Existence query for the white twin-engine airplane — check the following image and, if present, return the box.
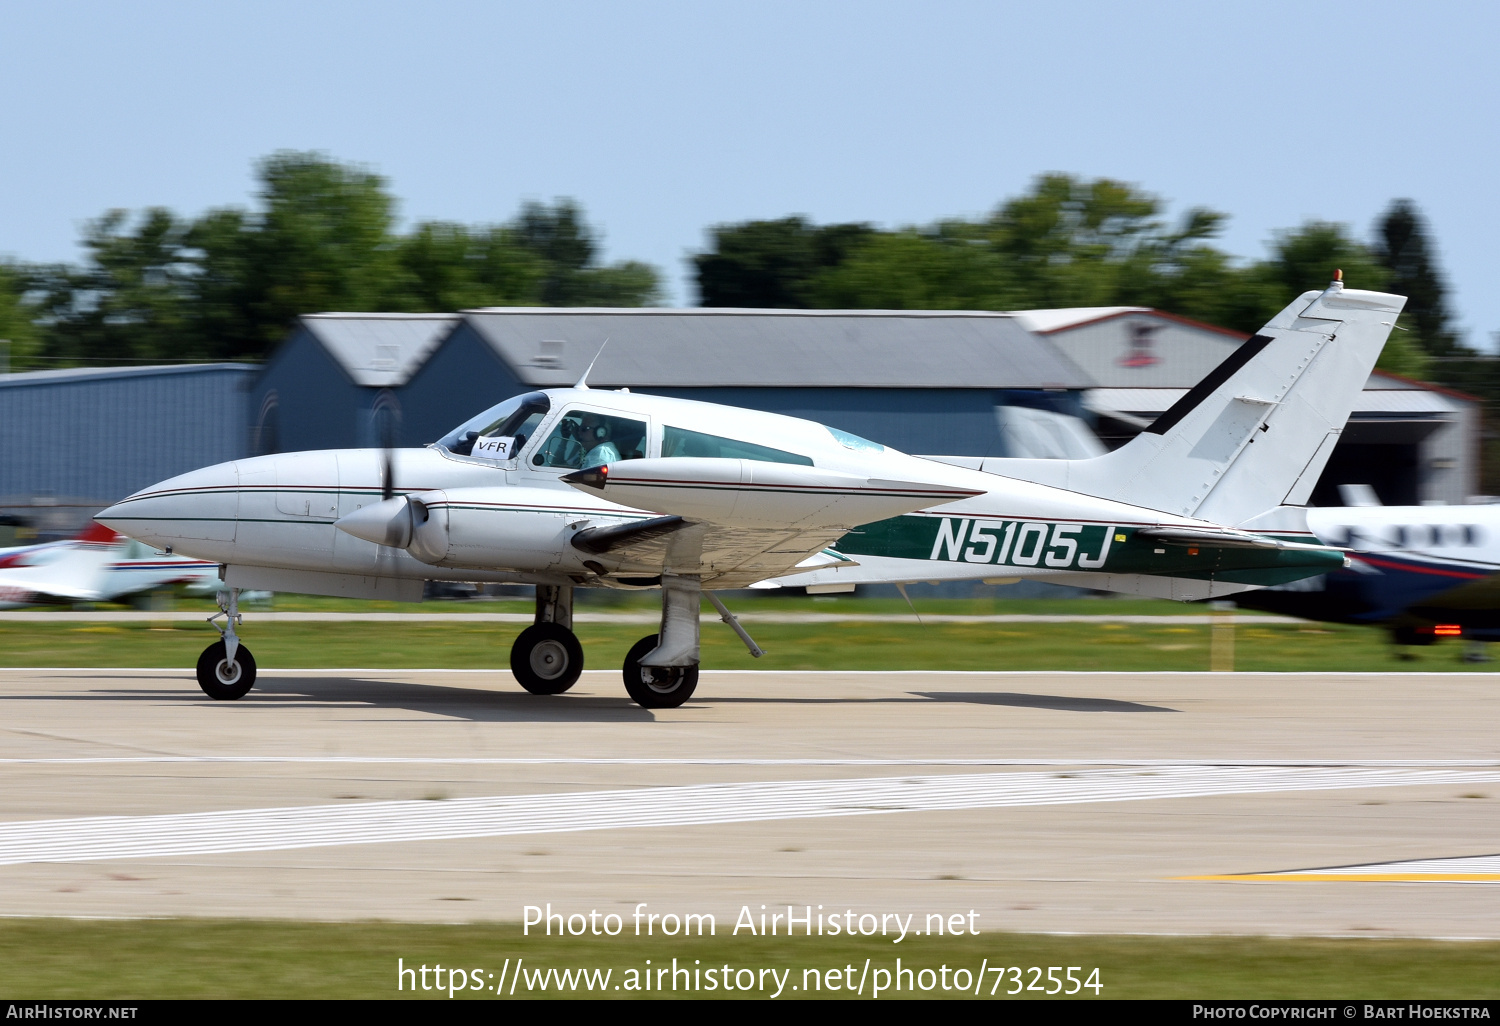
[98,278,1404,707]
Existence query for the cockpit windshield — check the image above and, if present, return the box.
[436,391,551,459]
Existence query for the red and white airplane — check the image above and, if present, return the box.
[0,522,221,608]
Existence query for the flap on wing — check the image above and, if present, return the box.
[563,458,981,530]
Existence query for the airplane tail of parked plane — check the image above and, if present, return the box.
[964,277,1406,528]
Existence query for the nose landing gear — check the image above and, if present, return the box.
[510,584,584,694]
[197,588,257,700]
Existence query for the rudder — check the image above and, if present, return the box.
[972,279,1406,525]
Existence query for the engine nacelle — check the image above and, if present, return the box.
[414,488,583,570]
[336,486,646,572]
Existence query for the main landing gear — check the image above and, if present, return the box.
[620,575,702,708]
[619,577,764,709]
[622,633,698,708]
[197,588,257,700]
[511,578,765,710]
[510,585,584,694]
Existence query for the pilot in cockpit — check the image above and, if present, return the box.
[576,414,621,470]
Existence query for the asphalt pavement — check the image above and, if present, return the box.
[1,666,1497,936]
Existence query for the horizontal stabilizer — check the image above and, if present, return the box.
[1137,526,1339,554]
[563,458,981,530]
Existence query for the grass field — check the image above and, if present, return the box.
[0,615,1481,672]
[1,919,1496,999]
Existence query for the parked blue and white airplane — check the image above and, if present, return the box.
[1235,490,1500,648]
[97,277,1402,706]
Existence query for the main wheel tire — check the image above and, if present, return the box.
[195,640,257,700]
[511,622,584,694]
[622,634,699,709]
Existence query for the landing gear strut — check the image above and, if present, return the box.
[197,588,257,700]
[511,585,584,694]
[623,575,702,708]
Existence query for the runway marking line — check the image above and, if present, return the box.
[1188,874,1500,882]
[1,766,1498,867]
[1182,854,1500,883]
[2,757,1498,767]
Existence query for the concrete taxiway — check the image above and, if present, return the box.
[0,667,1496,936]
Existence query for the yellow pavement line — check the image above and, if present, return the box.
[1179,873,1500,882]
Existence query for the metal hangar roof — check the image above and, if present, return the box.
[298,313,460,387]
[458,308,1092,390]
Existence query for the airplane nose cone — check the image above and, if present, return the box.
[95,461,241,549]
[94,502,129,532]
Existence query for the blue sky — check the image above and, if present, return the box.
[3,0,1496,342]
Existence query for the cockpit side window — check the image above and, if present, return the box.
[661,426,814,466]
[532,410,649,470]
[438,392,551,459]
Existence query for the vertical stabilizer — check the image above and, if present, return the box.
[973,281,1406,525]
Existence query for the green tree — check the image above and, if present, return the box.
[241,151,404,348]
[1372,199,1463,357]
[395,222,547,311]
[0,262,42,369]
[183,207,259,361]
[804,229,1011,309]
[511,200,661,307]
[1238,221,1426,378]
[694,216,875,307]
[567,259,661,307]
[983,174,1166,308]
[21,208,200,365]
[20,153,662,366]
[697,177,1235,315]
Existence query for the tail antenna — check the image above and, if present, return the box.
[574,338,610,390]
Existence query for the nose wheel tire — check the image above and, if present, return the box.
[622,634,698,708]
[195,640,257,700]
[511,622,585,694]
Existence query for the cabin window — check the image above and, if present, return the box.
[533,411,648,470]
[827,426,884,452]
[660,426,813,466]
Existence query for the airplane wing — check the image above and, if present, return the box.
[570,519,859,587]
[561,458,982,587]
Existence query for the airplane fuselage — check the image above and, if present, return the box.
[92,277,1400,705]
[101,388,1342,600]
[1237,504,1500,639]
